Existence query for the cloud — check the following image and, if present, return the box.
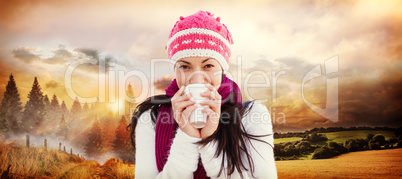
[45,80,59,89]
[11,46,41,64]
[337,71,402,127]
[229,54,402,132]
[8,45,123,74]
[154,74,175,91]
[43,46,72,64]
[75,48,99,60]
[72,48,122,73]
[42,57,68,65]
[1,0,401,132]
[382,16,402,61]
[0,0,46,25]
[270,63,402,132]
[53,45,73,58]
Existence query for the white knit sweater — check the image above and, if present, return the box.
[135,102,277,179]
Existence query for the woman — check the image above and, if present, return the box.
[129,10,277,178]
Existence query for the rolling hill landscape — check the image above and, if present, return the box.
[1,128,401,178]
[0,142,135,179]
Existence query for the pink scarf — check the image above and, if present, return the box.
[155,76,241,178]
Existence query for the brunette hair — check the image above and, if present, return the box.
[128,75,272,177]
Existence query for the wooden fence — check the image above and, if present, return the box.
[25,135,84,159]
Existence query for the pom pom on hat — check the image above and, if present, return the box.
[166,10,233,74]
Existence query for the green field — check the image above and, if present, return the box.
[297,153,314,160]
[320,130,396,144]
[274,130,396,145]
[274,137,304,144]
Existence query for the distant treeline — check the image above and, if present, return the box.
[0,74,137,164]
[274,126,402,139]
[275,133,402,160]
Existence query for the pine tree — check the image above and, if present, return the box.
[0,116,6,138]
[47,94,61,121]
[43,95,50,108]
[57,114,68,140]
[89,103,95,111]
[85,117,104,158]
[43,94,51,124]
[70,97,82,118]
[60,101,68,115]
[0,74,23,134]
[112,115,134,163]
[50,94,60,109]
[83,102,89,112]
[23,77,45,133]
[126,83,134,100]
[125,83,136,117]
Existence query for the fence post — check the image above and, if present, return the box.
[44,139,47,151]
[26,135,30,148]
[64,146,66,152]
[59,143,61,152]
[70,148,72,155]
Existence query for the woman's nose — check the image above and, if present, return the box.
[189,71,208,84]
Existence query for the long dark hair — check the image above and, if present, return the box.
[128,76,273,177]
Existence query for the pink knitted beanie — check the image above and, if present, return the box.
[166,10,234,74]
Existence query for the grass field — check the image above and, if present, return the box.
[274,137,304,144]
[320,130,396,144]
[275,130,396,145]
[276,148,402,178]
[2,140,401,178]
[0,142,135,178]
[297,153,314,160]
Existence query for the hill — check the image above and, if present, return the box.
[320,130,396,144]
[275,130,396,145]
[276,148,402,178]
[0,142,134,178]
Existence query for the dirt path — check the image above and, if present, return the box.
[276,148,402,178]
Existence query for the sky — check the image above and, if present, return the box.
[0,0,401,132]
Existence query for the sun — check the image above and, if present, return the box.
[108,101,123,113]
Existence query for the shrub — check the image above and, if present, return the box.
[303,132,328,143]
[366,133,374,141]
[369,141,381,150]
[388,137,398,144]
[284,145,298,156]
[356,139,368,149]
[289,155,298,160]
[344,139,367,152]
[328,142,341,148]
[397,141,402,148]
[371,135,386,146]
[312,146,336,159]
[384,144,392,149]
[344,139,359,152]
[328,142,348,154]
[296,141,312,154]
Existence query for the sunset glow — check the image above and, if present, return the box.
[0,0,401,132]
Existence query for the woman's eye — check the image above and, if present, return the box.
[204,64,214,68]
[179,65,189,69]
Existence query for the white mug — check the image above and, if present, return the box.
[184,84,209,129]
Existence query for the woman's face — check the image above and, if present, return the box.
[174,56,223,89]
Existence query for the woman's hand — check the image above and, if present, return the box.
[171,86,201,138]
[199,83,221,139]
